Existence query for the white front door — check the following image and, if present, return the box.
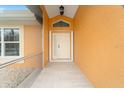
[49,31,73,62]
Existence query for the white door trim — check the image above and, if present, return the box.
[49,30,73,62]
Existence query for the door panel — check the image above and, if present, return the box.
[49,31,73,62]
[52,32,70,60]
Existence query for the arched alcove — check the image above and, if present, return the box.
[49,15,73,31]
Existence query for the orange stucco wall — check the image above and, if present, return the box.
[24,25,42,56]
[13,25,42,68]
[74,5,124,87]
[24,25,42,68]
[40,6,49,66]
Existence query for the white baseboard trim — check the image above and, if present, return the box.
[17,68,42,88]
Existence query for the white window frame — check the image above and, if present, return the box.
[0,25,24,59]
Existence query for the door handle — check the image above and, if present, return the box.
[58,44,60,48]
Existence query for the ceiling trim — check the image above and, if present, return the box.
[27,5,43,24]
[0,10,40,25]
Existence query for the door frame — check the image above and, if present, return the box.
[49,30,73,62]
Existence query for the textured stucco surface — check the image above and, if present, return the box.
[74,5,124,87]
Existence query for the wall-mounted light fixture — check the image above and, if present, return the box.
[59,5,64,15]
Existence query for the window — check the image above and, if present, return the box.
[53,21,70,27]
[0,27,23,57]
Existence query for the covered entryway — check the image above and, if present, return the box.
[29,5,94,88]
[28,5,94,88]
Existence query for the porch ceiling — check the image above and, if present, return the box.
[45,5,79,18]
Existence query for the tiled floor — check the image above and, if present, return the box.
[31,62,94,88]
